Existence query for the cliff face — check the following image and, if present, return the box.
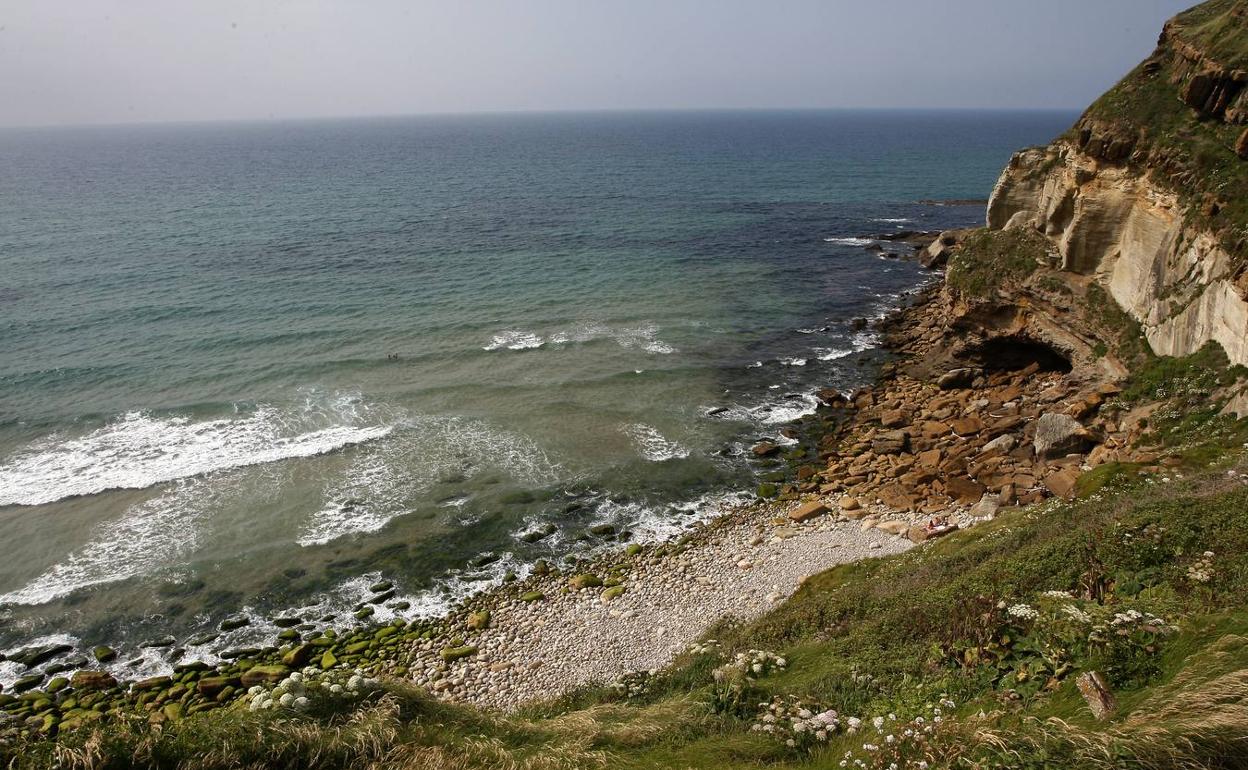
[985,0,1248,365]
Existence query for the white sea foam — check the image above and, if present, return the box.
[779,357,808,366]
[0,469,272,606]
[298,415,561,546]
[621,423,690,462]
[0,395,392,507]
[871,217,911,224]
[747,361,763,368]
[613,323,677,354]
[586,491,752,545]
[487,323,676,354]
[822,237,875,246]
[0,633,81,691]
[483,331,545,351]
[749,393,821,424]
[815,347,854,361]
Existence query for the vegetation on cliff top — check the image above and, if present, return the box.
[945,227,1051,299]
[1075,0,1248,256]
[1174,0,1248,69]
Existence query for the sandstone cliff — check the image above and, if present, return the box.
[985,0,1248,365]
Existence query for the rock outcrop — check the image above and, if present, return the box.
[986,0,1248,366]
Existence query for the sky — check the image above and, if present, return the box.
[0,0,1198,127]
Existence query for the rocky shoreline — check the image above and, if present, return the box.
[0,259,1142,733]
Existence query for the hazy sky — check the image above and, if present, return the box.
[0,0,1196,127]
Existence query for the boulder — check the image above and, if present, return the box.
[979,434,1016,456]
[752,441,780,457]
[131,676,172,692]
[944,476,986,504]
[969,494,1001,519]
[8,643,73,669]
[282,644,316,667]
[877,482,918,511]
[219,615,250,632]
[467,611,491,631]
[949,417,984,436]
[69,670,117,691]
[239,666,289,687]
[92,646,117,664]
[880,409,907,428]
[1034,413,1095,459]
[838,496,861,511]
[569,573,603,590]
[11,674,44,693]
[789,500,831,522]
[1076,671,1116,720]
[1045,467,1081,500]
[920,240,953,269]
[195,676,240,698]
[440,645,477,663]
[872,430,910,455]
[937,368,979,390]
[1236,127,1248,161]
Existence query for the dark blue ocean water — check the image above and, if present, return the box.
[0,109,1073,679]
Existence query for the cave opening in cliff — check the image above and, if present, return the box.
[961,336,1073,374]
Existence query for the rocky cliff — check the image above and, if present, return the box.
[985,0,1248,365]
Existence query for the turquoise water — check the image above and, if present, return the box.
[0,110,1073,680]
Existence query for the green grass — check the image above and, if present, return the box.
[9,447,1248,769]
[946,227,1052,298]
[1074,0,1248,259]
[1083,283,1154,367]
[1173,0,1248,69]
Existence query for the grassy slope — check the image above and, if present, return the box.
[6,3,1248,768]
[6,349,1248,770]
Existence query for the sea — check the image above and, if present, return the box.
[0,109,1074,685]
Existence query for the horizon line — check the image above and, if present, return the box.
[0,104,1083,133]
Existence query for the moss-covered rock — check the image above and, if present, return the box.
[439,645,477,663]
[239,666,288,687]
[568,573,603,590]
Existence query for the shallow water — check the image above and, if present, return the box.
[0,109,1074,681]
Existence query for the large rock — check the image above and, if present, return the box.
[950,417,984,436]
[1076,671,1116,720]
[872,430,910,455]
[1033,413,1095,459]
[877,482,918,511]
[69,670,117,691]
[979,434,1016,456]
[7,643,73,669]
[937,368,979,390]
[1045,467,1081,499]
[789,500,831,522]
[568,573,603,590]
[880,409,907,428]
[945,476,986,504]
[752,441,780,457]
[240,665,289,687]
